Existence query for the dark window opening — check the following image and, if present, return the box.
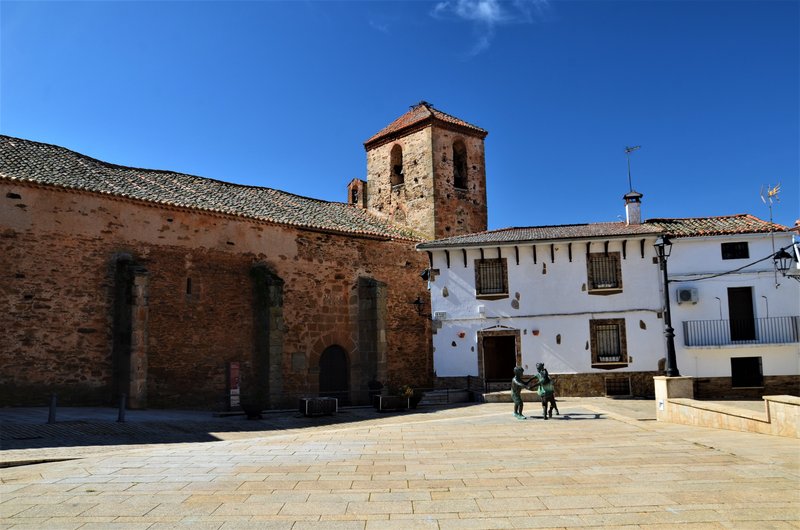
[390,144,404,186]
[721,242,749,260]
[475,258,508,298]
[728,286,755,341]
[186,278,192,295]
[605,378,631,396]
[731,356,763,387]
[351,187,358,204]
[453,140,468,189]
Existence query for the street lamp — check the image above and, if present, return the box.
[773,248,793,275]
[412,296,425,316]
[654,235,680,377]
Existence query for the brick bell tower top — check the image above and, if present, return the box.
[357,101,489,241]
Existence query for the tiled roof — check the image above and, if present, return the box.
[0,135,420,241]
[364,101,487,148]
[417,222,662,249]
[417,215,788,250]
[646,215,787,238]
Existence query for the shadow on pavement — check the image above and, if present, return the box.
[0,404,474,454]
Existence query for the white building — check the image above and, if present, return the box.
[654,216,800,398]
[416,195,799,398]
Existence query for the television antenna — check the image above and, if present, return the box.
[624,146,641,192]
[760,183,782,287]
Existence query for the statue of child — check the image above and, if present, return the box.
[533,362,559,419]
[511,366,531,419]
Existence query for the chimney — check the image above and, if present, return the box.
[623,191,643,225]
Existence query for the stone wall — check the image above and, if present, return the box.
[693,375,800,400]
[365,124,488,241]
[430,127,488,239]
[435,372,658,398]
[366,127,435,239]
[1,183,432,409]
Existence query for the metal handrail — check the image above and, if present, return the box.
[683,316,800,346]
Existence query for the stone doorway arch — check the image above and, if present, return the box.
[319,345,350,405]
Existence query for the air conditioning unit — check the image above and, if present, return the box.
[676,288,698,305]
[433,311,447,320]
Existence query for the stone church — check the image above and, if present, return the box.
[0,102,490,409]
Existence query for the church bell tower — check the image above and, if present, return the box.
[359,101,489,241]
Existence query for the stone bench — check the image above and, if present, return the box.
[298,397,338,417]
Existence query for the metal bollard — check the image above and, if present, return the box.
[47,393,57,424]
[117,393,126,423]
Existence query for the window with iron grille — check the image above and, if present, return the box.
[721,242,749,260]
[587,252,622,292]
[590,318,628,366]
[474,258,508,299]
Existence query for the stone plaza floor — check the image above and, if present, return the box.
[1,398,798,529]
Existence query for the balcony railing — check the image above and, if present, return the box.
[683,316,800,347]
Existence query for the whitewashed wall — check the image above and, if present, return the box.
[427,237,666,377]
[668,233,800,377]
[426,231,800,381]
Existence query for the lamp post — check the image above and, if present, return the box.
[412,296,424,316]
[773,248,793,275]
[654,235,680,377]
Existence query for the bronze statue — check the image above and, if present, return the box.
[532,362,559,419]
[511,366,531,419]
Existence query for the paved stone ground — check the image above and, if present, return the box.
[1,398,798,529]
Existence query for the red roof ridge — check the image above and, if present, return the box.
[364,101,487,148]
[646,213,751,222]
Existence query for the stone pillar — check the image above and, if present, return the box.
[127,268,149,409]
[358,277,387,397]
[251,264,284,409]
[266,274,284,404]
[654,376,694,422]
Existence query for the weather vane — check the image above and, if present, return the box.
[624,146,641,192]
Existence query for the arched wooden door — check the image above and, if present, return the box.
[319,345,350,405]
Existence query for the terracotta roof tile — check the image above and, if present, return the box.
[417,222,661,249]
[645,215,787,237]
[417,215,788,250]
[0,135,420,241]
[364,101,487,148]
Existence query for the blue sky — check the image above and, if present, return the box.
[2,0,798,229]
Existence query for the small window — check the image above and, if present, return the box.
[590,318,628,367]
[731,356,763,387]
[587,252,622,292]
[390,144,404,186]
[475,258,508,299]
[721,242,749,260]
[453,140,468,189]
